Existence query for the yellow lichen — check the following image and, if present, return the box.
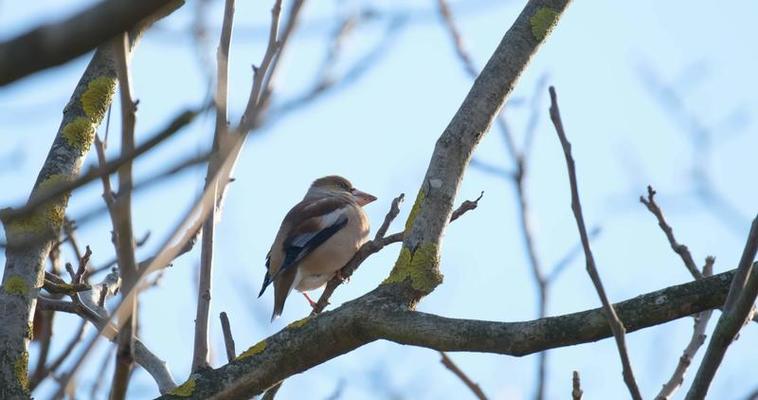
[3,276,28,296]
[168,376,196,397]
[530,7,560,41]
[4,174,71,240]
[287,317,310,330]
[80,76,116,122]
[404,189,426,231]
[383,242,443,293]
[237,340,267,360]
[15,351,29,391]
[61,117,95,152]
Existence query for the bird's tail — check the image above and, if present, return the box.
[271,288,287,321]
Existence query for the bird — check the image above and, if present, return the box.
[258,175,377,320]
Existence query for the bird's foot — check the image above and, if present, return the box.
[302,292,318,309]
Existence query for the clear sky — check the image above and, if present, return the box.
[1,1,757,399]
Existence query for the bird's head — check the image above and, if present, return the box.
[309,175,377,206]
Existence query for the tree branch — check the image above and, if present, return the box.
[0,0,183,86]
[641,185,702,280]
[572,371,583,400]
[0,5,184,397]
[548,86,642,400]
[192,0,236,373]
[439,351,488,400]
[155,269,739,399]
[656,257,715,400]
[110,32,140,400]
[685,216,758,399]
[219,312,236,363]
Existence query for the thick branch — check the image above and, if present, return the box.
[380,0,571,309]
[0,0,183,86]
[155,269,739,399]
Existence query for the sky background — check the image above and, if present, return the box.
[1,0,757,399]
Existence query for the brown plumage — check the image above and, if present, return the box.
[259,175,376,320]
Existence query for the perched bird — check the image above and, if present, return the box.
[259,175,377,320]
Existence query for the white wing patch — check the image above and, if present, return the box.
[289,208,347,247]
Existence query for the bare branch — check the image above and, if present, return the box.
[36,295,177,394]
[640,185,703,280]
[450,191,483,222]
[0,0,183,86]
[156,268,738,398]
[439,351,488,400]
[192,0,236,373]
[548,86,642,400]
[109,31,140,400]
[685,216,758,399]
[656,257,715,400]
[572,370,583,400]
[219,312,236,363]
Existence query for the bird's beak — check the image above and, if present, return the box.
[351,189,377,206]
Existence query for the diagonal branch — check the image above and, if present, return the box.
[548,86,642,400]
[439,352,488,400]
[640,185,702,280]
[685,216,758,399]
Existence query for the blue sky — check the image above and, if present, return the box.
[1,0,757,399]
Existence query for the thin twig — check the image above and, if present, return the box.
[548,86,642,400]
[656,257,715,400]
[240,0,284,130]
[572,370,583,400]
[641,185,703,280]
[685,216,758,399]
[192,0,236,373]
[450,191,483,222]
[219,312,236,363]
[109,32,140,400]
[438,351,488,400]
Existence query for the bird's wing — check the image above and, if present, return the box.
[259,196,351,297]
